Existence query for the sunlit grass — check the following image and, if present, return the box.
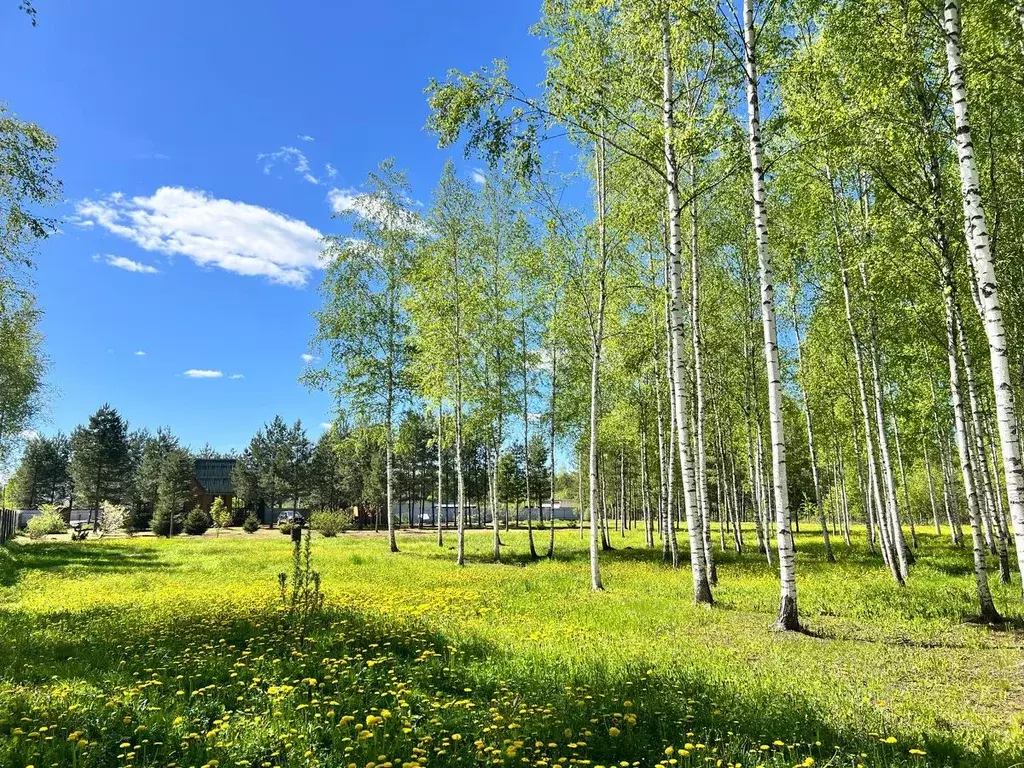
[0,524,1020,767]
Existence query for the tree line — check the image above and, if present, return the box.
[5,405,566,534]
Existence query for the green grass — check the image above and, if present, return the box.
[0,524,1021,768]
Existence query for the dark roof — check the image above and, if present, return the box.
[194,458,236,495]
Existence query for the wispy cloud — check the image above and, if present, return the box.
[320,422,333,430]
[301,353,315,363]
[471,168,487,185]
[325,163,337,179]
[97,254,160,274]
[134,350,147,356]
[258,146,319,184]
[184,369,223,379]
[229,373,245,380]
[297,134,315,142]
[76,187,324,287]
[20,429,39,441]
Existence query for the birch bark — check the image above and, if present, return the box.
[662,10,711,603]
[944,0,1024,595]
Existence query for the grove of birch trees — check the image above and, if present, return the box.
[307,0,1024,631]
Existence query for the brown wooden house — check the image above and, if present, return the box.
[192,458,236,512]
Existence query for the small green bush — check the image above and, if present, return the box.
[242,512,260,533]
[183,506,212,536]
[278,521,294,535]
[26,508,66,539]
[312,509,353,537]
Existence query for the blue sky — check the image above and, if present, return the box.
[1,1,547,454]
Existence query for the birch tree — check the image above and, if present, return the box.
[305,159,420,554]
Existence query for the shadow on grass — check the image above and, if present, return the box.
[0,596,1015,768]
[0,540,168,587]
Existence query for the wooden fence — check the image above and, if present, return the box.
[0,509,17,544]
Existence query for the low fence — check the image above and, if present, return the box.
[0,508,17,544]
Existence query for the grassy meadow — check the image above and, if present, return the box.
[0,525,1021,768]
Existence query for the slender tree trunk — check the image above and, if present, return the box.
[890,410,918,549]
[838,446,852,546]
[548,332,557,559]
[437,402,444,546]
[640,414,654,548]
[455,311,466,567]
[666,334,679,569]
[937,415,964,546]
[860,261,911,578]
[600,454,611,550]
[793,300,834,562]
[942,247,1001,622]
[386,393,399,553]
[688,157,715,585]
[957,310,1010,580]
[833,192,900,581]
[923,435,941,536]
[662,11,711,604]
[850,406,871,551]
[578,445,585,540]
[746,395,766,558]
[587,137,608,591]
[944,0,1024,596]
[744,0,796,628]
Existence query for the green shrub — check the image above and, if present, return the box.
[242,512,260,533]
[26,507,66,539]
[312,509,353,537]
[151,506,182,537]
[183,506,212,536]
[278,521,294,535]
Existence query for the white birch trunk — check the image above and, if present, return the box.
[587,137,608,591]
[548,328,557,558]
[663,11,711,604]
[890,411,918,549]
[437,402,444,546]
[956,310,1011,579]
[942,249,1001,622]
[385,404,399,554]
[793,302,834,562]
[744,0,796,628]
[944,0,1024,596]
[860,262,910,579]
[688,156,715,584]
[834,209,901,581]
[454,246,466,567]
[524,313,537,560]
[664,260,680,567]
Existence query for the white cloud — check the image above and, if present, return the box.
[229,373,245,380]
[301,353,315,363]
[98,254,160,274]
[298,134,315,142]
[134,350,146,356]
[184,369,223,379]
[327,188,361,215]
[76,187,324,287]
[325,163,337,179]
[20,429,39,441]
[258,146,319,184]
[328,187,426,234]
[320,422,333,430]
[471,168,487,185]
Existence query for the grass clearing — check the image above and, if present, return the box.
[0,525,1021,767]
